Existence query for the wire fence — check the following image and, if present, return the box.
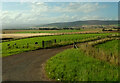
[42,39,56,48]
[5,35,116,50]
[6,39,57,49]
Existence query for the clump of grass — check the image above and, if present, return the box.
[45,49,118,81]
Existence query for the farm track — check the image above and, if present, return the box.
[2,36,118,81]
[2,45,73,81]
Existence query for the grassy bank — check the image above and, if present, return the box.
[78,39,119,65]
[95,40,119,56]
[45,49,118,81]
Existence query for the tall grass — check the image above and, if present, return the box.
[78,39,119,65]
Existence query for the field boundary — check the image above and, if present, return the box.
[78,38,119,65]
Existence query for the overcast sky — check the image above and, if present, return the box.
[0,2,118,29]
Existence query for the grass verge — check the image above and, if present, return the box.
[45,49,118,81]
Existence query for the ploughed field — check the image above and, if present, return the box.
[45,39,119,81]
[1,33,53,39]
[2,30,101,40]
[1,33,114,57]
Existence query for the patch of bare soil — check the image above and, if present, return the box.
[1,33,53,39]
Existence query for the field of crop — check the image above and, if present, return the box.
[2,30,81,34]
[3,29,102,34]
[15,30,84,33]
[95,40,118,56]
[1,33,114,57]
[45,49,118,81]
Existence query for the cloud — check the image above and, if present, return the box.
[50,2,106,13]
[31,2,48,13]
[1,2,116,28]
[30,2,106,14]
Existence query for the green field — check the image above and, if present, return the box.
[45,49,118,81]
[0,33,114,56]
[15,30,84,33]
[95,40,119,56]
[1,33,113,57]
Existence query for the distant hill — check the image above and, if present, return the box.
[36,20,118,28]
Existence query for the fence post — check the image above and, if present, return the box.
[27,43,29,48]
[73,42,78,49]
[16,46,18,48]
[42,40,44,48]
[98,48,99,53]
[110,53,112,57]
[73,42,76,48]
[50,40,52,47]
[54,39,56,43]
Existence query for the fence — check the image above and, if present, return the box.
[42,39,56,48]
[5,37,101,49]
[6,39,57,49]
[6,35,115,50]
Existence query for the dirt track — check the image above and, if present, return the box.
[2,45,73,81]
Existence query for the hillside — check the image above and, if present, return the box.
[36,20,118,28]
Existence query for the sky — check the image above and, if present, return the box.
[0,2,118,29]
